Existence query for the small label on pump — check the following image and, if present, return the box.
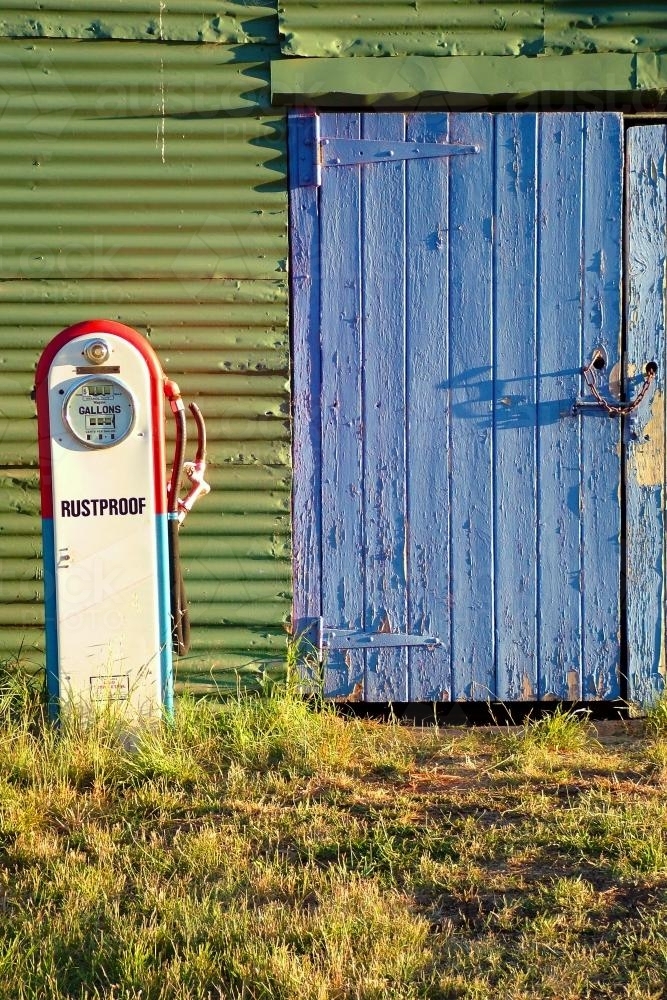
[90,675,130,701]
[60,497,147,517]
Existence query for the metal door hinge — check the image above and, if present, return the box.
[316,618,441,661]
[289,112,479,188]
[320,137,480,171]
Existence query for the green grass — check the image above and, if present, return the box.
[2,659,667,999]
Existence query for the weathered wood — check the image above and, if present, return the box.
[536,114,586,700]
[448,113,496,701]
[289,110,323,639]
[361,113,409,701]
[493,113,539,702]
[580,113,623,700]
[405,112,452,701]
[291,110,629,704]
[625,125,667,705]
[319,113,365,698]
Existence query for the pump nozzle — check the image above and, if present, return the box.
[164,378,183,407]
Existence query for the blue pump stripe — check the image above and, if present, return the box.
[41,517,60,718]
[155,512,173,716]
[42,514,173,720]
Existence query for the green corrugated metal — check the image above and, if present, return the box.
[279,1,544,57]
[278,1,667,58]
[0,32,290,692]
[544,3,667,55]
[0,1,278,43]
[270,51,657,107]
[0,41,286,280]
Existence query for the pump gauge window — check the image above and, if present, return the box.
[63,376,136,447]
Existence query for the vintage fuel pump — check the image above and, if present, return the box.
[35,320,209,719]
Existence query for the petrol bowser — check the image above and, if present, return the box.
[35,320,209,719]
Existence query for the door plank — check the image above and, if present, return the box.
[289,111,323,642]
[448,113,496,701]
[493,113,540,702]
[536,114,585,700]
[625,125,667,706]
[580,113,623,700]
[405,112,453,701]
[319,112,365,698]
[361,113,409,701]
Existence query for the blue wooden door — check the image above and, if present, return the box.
[290,111,639,703]
[625,126,667,705]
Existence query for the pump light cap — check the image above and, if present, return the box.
[83,339,110,365]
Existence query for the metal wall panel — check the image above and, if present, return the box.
[0,40,286,281]
[0,36,290,692]
[544,3,667,54]
[0,299,291,686]
[279,1,544,57]
[0,1,278,43]
[279,1,666,59]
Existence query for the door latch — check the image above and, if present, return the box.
[573,348,657,416]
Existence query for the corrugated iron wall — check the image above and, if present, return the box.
[0,10,291,692]
[0,1,279,43]
[278,1,667,58]
[2,1,665,695]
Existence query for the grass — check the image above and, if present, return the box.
[1,655,667,998]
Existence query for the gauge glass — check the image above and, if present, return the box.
[63,376,136,448]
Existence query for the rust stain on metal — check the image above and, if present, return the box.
[521,673,534,700]
[348,681,363,702]
[632,389,664,487]
[608,360,622,400]
[567,669,580,701]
